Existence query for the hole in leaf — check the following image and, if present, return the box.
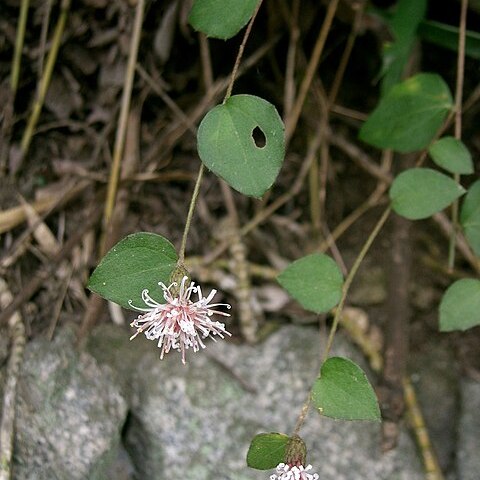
[252,126,266,148]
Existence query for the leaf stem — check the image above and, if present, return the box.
[223,0,263,103]
[178,163,205,264]
[448,0,468,271]
[178,1,263,262]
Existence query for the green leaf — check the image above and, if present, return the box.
[389,168,465,220]
[312,357,381,421]
[359,73,453,152]
[88,233,178,310]
[460,180,480,256]
[428,136,474,174]
[419,20,480,60]
[380,0,427,95]
[246,433,289,470]
[188,0,258,40]
[197,95,285,197]
[439,279,480,331]
[370,8,480,59]
[277,253,343,314]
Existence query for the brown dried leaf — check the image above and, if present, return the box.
[20,196,59,257]
[154,0,179,64]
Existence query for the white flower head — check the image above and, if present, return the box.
[270,462,319,480]
[129,276,231,364]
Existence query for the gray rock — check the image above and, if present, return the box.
[87,323,151,402]
[104,444,136,480]
[89,323,423,480]
[13,326,128,480]
[457,378,480,480]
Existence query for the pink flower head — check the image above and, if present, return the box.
[129,276,231,364]
[270,463,319,480]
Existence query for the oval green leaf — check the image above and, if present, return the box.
[439,279,480,332]
[246,432,289,470]
[389,168,465,220]
[460,180,480,256]
[277,253,343,314]
[188,0,258,40]
[359,73,453,152]
[312,357,381,421]
[88,232,178,310]
[428,136,473,174]
[197,94,285,198]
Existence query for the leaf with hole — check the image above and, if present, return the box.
[277,253,343,314]
[389,168,465,220]
[428,136,473,174]
[188,0,258,40]
[312,357,381,421]
[88,232,178,310]
[439,279,480,331]
[246,433,289,470]
[460,180,480,256]
[359,73,453,152]
[197,95,285,197]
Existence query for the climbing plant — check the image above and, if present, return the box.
[87,0,479,477]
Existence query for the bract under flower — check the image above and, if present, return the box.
[270,462,319,480]
[129,276,231,364]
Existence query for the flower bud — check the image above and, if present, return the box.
[169,263,191,296]
[284,434,307,466]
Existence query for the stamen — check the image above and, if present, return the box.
[141,289,163,308]
[129,277,231,363]
[128,299,151,312]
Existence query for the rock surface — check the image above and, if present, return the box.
[90,323,424,480]
[457,378,480,480]
[409,343,459,473]
[13,327,127,480]
[8,319,476,480]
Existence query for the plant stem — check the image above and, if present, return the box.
[11,0,30,95]
[20,0,70,161]
[448,0,468,271]
[223,0,263,103]
[37,0,54,88]
[103,0,145,239]
[178,163,205,264]
[285,0,340,142]
[293,206,391,435]
[282,0,300,119]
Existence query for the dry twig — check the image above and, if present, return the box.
[0,279,26,480]
[78,107,142,344]
[0,179,90,235]
[284,0,340,142]
[0,209,102,328]
[19,0,71,165]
